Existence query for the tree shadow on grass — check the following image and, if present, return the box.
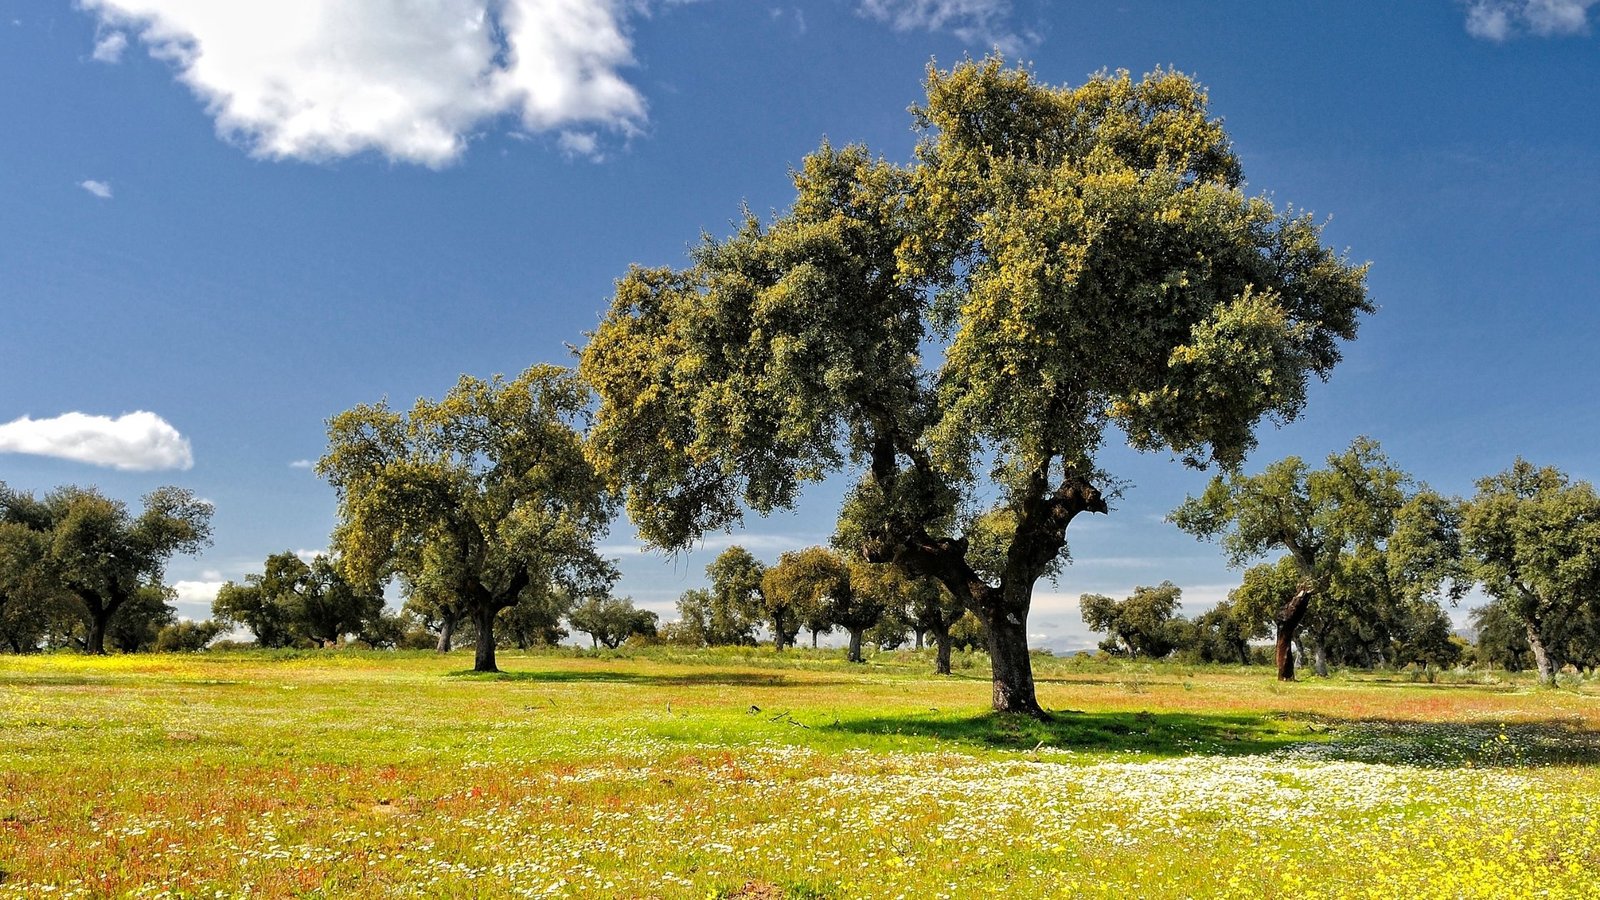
[827,709,1600,767]
[447,669,856,688]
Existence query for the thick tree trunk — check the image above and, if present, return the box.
[914,627,926,651]
[774,610,788,652]
[847,628,864,663]
[1236,640,1250,666]
[985,612,1043,716]
[1527,621,1556,683]
[811,629,819,649]
[1313,642,1329,678]
[1274,588,1313,681]
[436,612,457,653]
[934,628,953,676]
[472,605,499,673]
[86,609,110,655]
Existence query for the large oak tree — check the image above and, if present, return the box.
[581,58,1369,715]
[319,366,618,672]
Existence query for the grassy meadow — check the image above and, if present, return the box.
[2,648,1598,898]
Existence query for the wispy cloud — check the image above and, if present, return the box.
[78,0,648,168]
[557,130,602,160]
[288,459,314,469]
[0,411,193,470]
[1463,0,1597,40]
[91,30,127,62]
[858,0,1031,53]
[78,179,113,199]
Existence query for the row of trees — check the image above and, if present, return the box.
[1171,440,1600,683]
[10,60,1593,717]
[663,545,968,671]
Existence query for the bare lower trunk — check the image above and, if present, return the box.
[914,628,926,651]
[934,628,953,676]
[984,611,1044,717]
[436,612,457,653]
[1313,641,1329,678]
[472,606,499,673]
[811,629,819,649]
[1275,588,1312,681]
[1527,621,1555,683]
[847,628,864,663]
[774,610,788,652]
[86,610,110,655]
[1236,640,1250,666]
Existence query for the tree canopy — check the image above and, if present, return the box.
[319,365,618,672]
[1172,438,1461,679]
[1461,460,1600,682]
[581,57,1369,714]
[0,483,211,654]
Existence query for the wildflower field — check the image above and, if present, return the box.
[2,650,1597,898]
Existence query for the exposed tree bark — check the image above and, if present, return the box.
[436,611,458,653]
[934,627,953,676]
[472,604,499,673]
[847,627,864,663]
[773,609,788,651]
[1313,641,1329,678]
[1527,621,1555,683]
[864,449,1106,717]
[982,608,1042,716]
[1274,587,1313,681]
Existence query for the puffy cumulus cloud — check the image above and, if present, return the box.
[1464,0,1597,40]
[858,0,1031,52]
[78,179,113,199]
[78,0,647,167]
[0,411,194,471]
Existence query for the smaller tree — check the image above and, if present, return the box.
[1192,599,1265,665]
[213,552,384,647]
[1461,460,1600,683]
[499,584,576,649]
[1080,582,1185,659]
[0,484,211,654]
[106,583,178,652]
[155,619,224,652]
[569,595,658,649]
[320,366,619,672]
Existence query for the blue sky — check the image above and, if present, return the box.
[2,0,1597,650]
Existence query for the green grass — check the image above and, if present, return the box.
[2,648,1599,898]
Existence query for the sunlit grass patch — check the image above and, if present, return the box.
[2,650,1599,897]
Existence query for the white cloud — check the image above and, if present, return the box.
[78,179,113,199]
[0,411,193,471]
[858,0,1029,52]
[92,30,128,62]
[557,129,601,159]
[78,0,647,167]
[289,459,314,469]
[172,579,225,604]
[294,548,326,562]
[1464,0,1597,40]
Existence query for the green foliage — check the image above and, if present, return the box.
[105,583,178,652]
[1080,581,1185,659]
[568,595,658,649]
[1173,438,1462,676]
[319,365,618,671]
[154,619,224,653]
[0,482,211,654]
[213,551,384,648]
[1460,460,1600,681]
[581,56,1370,711]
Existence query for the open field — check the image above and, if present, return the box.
[2,650,1599,898]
